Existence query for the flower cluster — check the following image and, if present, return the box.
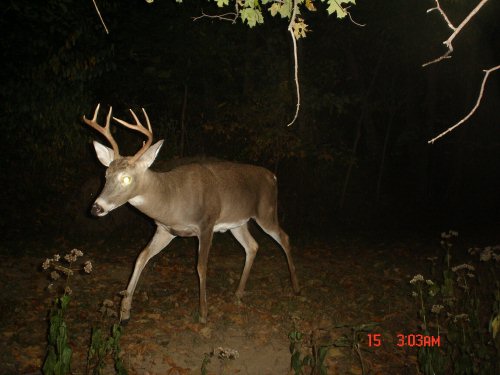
[468,245,500,262]
[451,263,475,272]
[440,230,458,248]
[431,304,444,314]
[410,274,424,284]
[41,249,92,293]
[213,346,239,360]
[410,274,438,297]
[99,299,118,318]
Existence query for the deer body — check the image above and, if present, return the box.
[84,105,300,323]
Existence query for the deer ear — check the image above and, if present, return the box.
[93,141,115,167]
[138,140,164,168]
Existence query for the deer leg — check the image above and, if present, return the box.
[256,218,300,294]
[196,229,213,324]
[120,226,175,323]
[230,223,259,300]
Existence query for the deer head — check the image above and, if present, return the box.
[83,104,164,216]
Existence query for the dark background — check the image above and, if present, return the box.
[1,0,499,244]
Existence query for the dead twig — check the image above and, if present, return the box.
[193,2,240,24]
[192,11,239,23]
[91,0,109,34]
[428,65,500,144]
[423,0,489,67]
[286,0,300,127]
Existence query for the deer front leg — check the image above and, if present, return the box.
[196,229,214,324]
[120,226,175,323]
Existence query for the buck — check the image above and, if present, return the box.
[83,104,300,323]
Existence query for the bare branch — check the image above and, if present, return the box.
[286,0,300,127]
[428,65,500,144]
[346,6,366,27]
[193,2,240,24]
[423,0,489,67]
[427,0,456,30]
[192,10,239,23]
[91,0,109,34]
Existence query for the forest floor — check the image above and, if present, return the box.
[0,226,494,375]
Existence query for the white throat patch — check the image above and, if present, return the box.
[128,195,145,207]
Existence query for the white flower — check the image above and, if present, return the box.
[410,274,424,284]
[431,304,444,314]
[71,249,84,257]
[42,258,51,270]
[84,261,93,274]
[480,248,492,261]
[214,347,239,360]
[453,313,469,322]
[451,264,475,272]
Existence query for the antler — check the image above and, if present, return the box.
[83,104,120,158]
[112,108,153,163]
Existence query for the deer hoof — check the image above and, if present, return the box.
[120,318,129,326]
[233,294,243,305]
[235,290,244,300]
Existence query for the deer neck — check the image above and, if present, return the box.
[127,169,173,220]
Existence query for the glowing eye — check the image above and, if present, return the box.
[121,176,132,186]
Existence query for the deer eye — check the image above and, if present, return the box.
[121,175,132,186]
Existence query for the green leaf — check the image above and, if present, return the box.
[269,3,281,17]
[323,0,355,18]
[318,346,328,363]
[240,8,264,27]
[291,351,302,372]
[216,0,229,7]
[279,1,292,19]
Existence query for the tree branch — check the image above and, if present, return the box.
[285,0,300,127]
[91,0,109,34]
[423,0,489,67]
[428,65,500,144]
[192,10,239,23]
[193,2,240,24]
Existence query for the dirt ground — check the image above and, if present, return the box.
[0,228,455,375]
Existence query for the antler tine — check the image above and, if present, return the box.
[142,108,153,132]
[83,104,120,158]
[112,108,154,163]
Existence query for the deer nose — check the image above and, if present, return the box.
[91,202,104,216]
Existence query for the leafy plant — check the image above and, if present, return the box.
[200,347,239,375]
[41,249,126,374]
[43,294,73,375]
[288,323,376,375]
[289,330,328,375]
[41,249,92,375]
[200,352,211,375]
[410,231,500,374]
[87,321,127,375]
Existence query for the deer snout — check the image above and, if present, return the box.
[91,202,106,217]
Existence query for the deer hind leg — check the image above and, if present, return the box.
[197,229,214,324]
[120,226,175,323]
[230,223,259,300]
[255,213,300,295]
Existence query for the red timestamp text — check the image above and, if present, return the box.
[367,333,441,347]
